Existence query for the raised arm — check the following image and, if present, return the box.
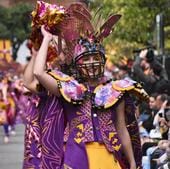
[23,47,39,93]
[115,100,136,169]
[33,26,60,95]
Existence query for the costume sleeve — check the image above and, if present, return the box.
[94,78,149,109]
[47,69,87,103]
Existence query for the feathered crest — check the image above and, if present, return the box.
[91,5,121,42]
[30,1,121,64]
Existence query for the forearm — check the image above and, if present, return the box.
[23,56,38,91]
[115,100,136,168]
[2,86,8,101]
[117,127,136,166]
[34,37,50,76]
[32,26,60,96]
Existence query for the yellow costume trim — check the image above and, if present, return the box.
[76,111,82,115]
[60,88,71,102]
[93,84,103,93]
[112,138,118,144]
[112,81,135,91]
[47,71,71,82]
[112,144,121,151]
[77,124,84,131]
[104,98,120,109]
[130,88,149,102]
[74,124,84,144]
[109,132,117,141]
[112,80,149,102]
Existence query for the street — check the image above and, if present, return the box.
[0,124,25,169]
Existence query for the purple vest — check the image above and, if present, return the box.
[63,99,122,153]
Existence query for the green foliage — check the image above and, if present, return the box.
[0,1,169,60]
[90,0,170,59]
[0,3,33,59]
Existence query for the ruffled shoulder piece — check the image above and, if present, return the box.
[112,78,149,102]
[47,69,72,81]
[94,81,122,109]
[47,69,87,103]
[94,78,149,109]
[112,77,136,91]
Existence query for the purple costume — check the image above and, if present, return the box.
[23,70,148,169]
[23,93,64,169]
[46,70,149,169]
[23,94,44,168]
[26,2,149,168]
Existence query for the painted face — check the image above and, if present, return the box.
[76,53,105,80]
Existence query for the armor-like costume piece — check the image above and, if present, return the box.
[48,70,148,108]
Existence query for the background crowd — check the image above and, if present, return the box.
[105,48,170,169]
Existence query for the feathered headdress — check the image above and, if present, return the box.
[30,1,121,64]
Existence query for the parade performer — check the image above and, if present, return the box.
[23,1,88,168]
[22,44,43,168]
[0,76,16,143]
[23,40,64,168]
[30,1,149,169]
[0,90,9,143]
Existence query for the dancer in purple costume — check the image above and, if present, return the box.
[23,45,44,168]
[23,40,65,168]
[32,1,149,169]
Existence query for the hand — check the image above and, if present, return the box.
[139,49,147,59]
[152,158,160,164]
[41,25,53,41]
[130,163,137,169]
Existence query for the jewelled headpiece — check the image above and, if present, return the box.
[31,1,121,65]
[74,37,105,62]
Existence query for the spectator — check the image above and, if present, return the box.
[132,48,168,94]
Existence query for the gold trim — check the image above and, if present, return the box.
[112,82,134,91]
[60,88,71,102]
[105,99,119,109]
[94,84,103,93]
[47,71,71,81]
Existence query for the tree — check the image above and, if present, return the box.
[0,3,33,60]
[90,0,170,59]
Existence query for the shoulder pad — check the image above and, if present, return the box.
[60,80,87,103]
[47,69,87,103]
[113,78,149,102]
[112,78,136,91]
[47,69,72,82]
[94,81,122,109]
